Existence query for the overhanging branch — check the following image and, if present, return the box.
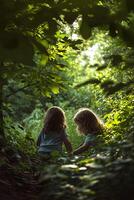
[5,82,38,99]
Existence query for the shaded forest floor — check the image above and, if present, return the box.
[0,152,96,200]
[1,148,134,200]
[0,155,40,200]
[0,169,39,200]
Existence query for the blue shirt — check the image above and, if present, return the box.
[37,129,67,153]
[84,133,96,146]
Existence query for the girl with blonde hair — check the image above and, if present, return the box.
[73,108,104,155]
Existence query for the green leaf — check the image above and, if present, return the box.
[39,54,48,66]
[85,163,103,169]
[43,91,51,98]
[61,164,78,171]
[51,86,59,94]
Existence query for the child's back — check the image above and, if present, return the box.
[37,129,68,153]
[37,106,72,157]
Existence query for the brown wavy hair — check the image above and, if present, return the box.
[43,106,67,134]
[74,108,104,135]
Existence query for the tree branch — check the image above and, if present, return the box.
[5,82,38,99]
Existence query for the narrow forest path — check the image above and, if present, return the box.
[0,154,90,200]
[1,151,134,200]
[0,165,40,200]
[0,154,42,200]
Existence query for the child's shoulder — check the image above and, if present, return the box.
[85,133,96,142]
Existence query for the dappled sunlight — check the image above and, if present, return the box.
[1,0,134,200]
[82,43,101,65]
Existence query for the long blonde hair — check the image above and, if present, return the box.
[43,106,67,134]
[74,108,104,135]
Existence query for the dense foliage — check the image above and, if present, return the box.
[0,0,134,200]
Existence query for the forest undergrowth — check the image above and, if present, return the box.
[1,101,134,200]
[1,142,134,200]
[1,85,134,200]
[1,0,134,199]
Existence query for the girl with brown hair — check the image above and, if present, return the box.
[37,106,72,157]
